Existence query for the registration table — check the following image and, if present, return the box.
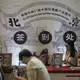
[1,66,80,80]
[46,66,80,80]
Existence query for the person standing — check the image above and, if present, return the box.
[12,49,50,80]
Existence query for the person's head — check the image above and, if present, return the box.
[19,49,32,64]
[39,48,49,64]
[40,48,48,55]
[65,43,70,50]
[39,48,48,60]
[65,42,77,57]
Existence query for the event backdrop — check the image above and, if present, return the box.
[0,0,80,65]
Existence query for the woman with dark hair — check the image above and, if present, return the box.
[64,42,78,66]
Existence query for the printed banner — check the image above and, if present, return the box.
[0,1,80,30]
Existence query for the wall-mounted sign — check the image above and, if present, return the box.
[0,53,12,65]
[63,31,77,43]
[38,31,52,44]
[14,31,27,44]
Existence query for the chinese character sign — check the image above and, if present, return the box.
[14,31,27,44]
[38,31,52,44]
[8,18,21,27]
[63,31,77,43]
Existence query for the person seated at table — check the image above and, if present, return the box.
[64,42,78,67]
[39,48,50,66]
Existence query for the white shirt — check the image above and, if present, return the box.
[26,57,50,80]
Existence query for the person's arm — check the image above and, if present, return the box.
[27,69,37,80]
[66,57,76,66]
[12,71,27,80]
